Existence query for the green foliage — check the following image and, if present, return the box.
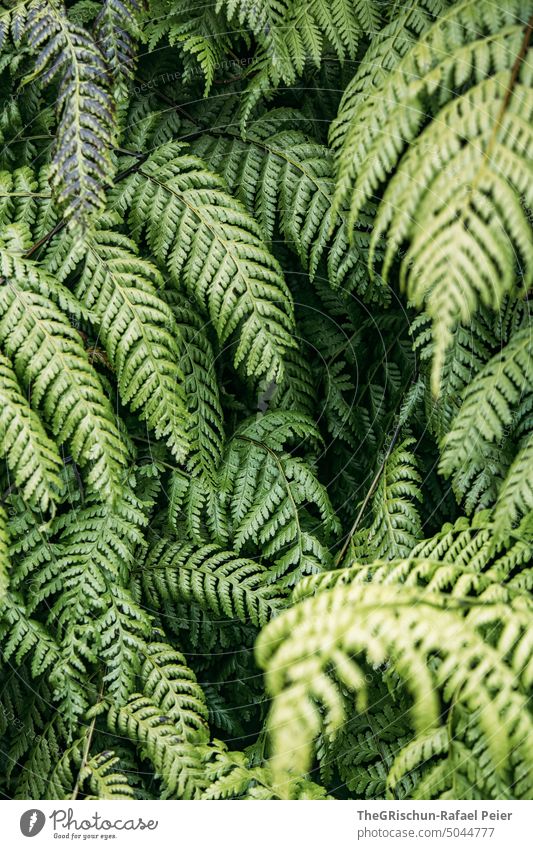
[24,0,117,224]
[333,0,533,390]
[0,0,531,803]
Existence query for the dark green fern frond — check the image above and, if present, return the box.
[50,218,190,461]
[0,350,62,511]
[0,506,8,598]
[220,411,340,585]
[25,0,117,224]
[108,692,207,799]
[360,437,422,561]
[94,0,143,95]
[0,249,128,502]
[333,0,533,389]
[190,107,376,298]
[202,739,331,799]
[257,580,533,798]
[143,541,285,627]
[114,142,296,382]
[163,291,224,481]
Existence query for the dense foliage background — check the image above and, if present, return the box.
[0,0,531,800]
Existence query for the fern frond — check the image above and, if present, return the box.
[145,0,235,95]
[25,0,116,224]
[163,291,224,480]
[494,432,533,532]
[139,640,210,743]
[94,0,143,95]
[190,108,375,297]
[361,437,422,561]
[333,0,533,388]
[220,411,340,585]
[202,739,331,799]
[0,506,8,598]
[114,142,296,382]
[221,0,381,124]
[0,249,128,502]
[52,219,190,461]
[0,350,62,511]
[257,580,533,797]
[108,694,207,798]
[440,328,532,520]
[143,541,285,627]
[31,492,151,705]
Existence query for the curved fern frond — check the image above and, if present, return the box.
[329,0,449,154]
[0,350,62,511]
[358,437,422,561]
[94,0,143,95]
[108,693,207,799]
[114,142,296,382]
[52,220,190,461]
[333,0,533,389]
[0,250,128,502]
[256,581,533,797]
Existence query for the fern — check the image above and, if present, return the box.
[143,541,285,627]
[114,142,296,382]
[333,0,533,389]
[25,0,117,223]
[0,248,128,502]
[441,327,533,527]
[0,0,531,805]
[49,216,190,461]
[0,350,62,511]
[257,579,533,798]
[358,437,422,561]
[94,0,143,96]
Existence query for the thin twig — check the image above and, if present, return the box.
[335,417,404,567]
[71,682,104,801]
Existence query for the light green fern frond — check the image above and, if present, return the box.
[108,659,208,800]
[333,0,533,389]
[139,640,210,743]
[256,580,533,798]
